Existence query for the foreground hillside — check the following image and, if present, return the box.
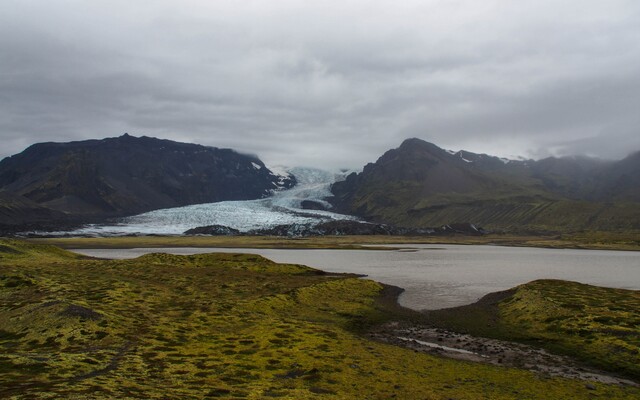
[426,280,640,380]
[0,134,294,226]
[331,138,640,232]
[1,239,638,399]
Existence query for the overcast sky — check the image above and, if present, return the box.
[1,0,639,168]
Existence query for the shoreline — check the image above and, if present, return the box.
[3,237,638,391]
[369,323,638,387]
[21,232,640,251]
[370,284,639,387]
[14,238,640,386]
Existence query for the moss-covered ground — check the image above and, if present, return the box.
[427,280,640,381]
[1,239,638,398]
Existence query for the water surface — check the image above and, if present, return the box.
[73,245,640,310]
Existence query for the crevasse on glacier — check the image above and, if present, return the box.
[70,167,357,236]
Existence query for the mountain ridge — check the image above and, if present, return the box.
[1,135,638,234]
[330,138,640,232]
[0,134,295,228]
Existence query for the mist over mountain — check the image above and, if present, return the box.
[330,138,640,232]
[596,151,640,202]
[0,134,294,230]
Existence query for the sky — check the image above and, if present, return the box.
[1,0,639,169]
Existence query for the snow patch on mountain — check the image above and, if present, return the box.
[456,152,473,163]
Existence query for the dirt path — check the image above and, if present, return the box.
[370,322,638,387]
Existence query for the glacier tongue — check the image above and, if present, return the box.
[68,167,357,236]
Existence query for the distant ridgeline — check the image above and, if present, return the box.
[0,134,295,231]
[330,138,640,233]
[1,135,638,234]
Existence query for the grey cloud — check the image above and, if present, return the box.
[1,0,639,168]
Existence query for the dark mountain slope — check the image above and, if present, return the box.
[525,156,604,199]
[331,138,640,232]
[0,134,294,221]
[0,191,73,234]
[0,191,68,224]
[596,151,640,201]
[333,139,526,212]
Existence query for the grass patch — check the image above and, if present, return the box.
[1,239,638,398]
[427,279,640,380]
[28,230,640,251]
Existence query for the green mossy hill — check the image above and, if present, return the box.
[427,279,640,380]
[133,252,319,275]
[403,197,640,232]
[0,238,82,261]
[1,240,638,399]
[339,189,640,233]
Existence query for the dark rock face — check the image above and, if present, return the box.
[185,220,401,237]
[309,220,397,236]
[300,200,328,211]
[233,220,484,237]
[247,223,321,237]
[184,225,241,235]
[438,223,486,236]
[0,134,295,224]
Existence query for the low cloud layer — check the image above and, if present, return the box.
[1,0,639,168]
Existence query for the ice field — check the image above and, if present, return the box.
[66,167,357,236]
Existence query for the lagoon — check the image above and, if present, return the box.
[73,244,640,310]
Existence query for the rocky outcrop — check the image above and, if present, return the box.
[184,225,241,235]
[183,220,486,237]
[300,200,328,211]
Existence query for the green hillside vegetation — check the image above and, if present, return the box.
[331,138,640,233]
[2,239,638,398]
[338,183,640,233]
[401,195,638,232]
[426,280,640,380]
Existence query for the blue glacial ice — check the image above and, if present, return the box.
[67,167,358,236]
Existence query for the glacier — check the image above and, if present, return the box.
[65,167,358,236]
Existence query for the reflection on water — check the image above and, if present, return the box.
[72,245,640,310]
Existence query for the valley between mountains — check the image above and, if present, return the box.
[1,134,638,237]
[1,134,639,399]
